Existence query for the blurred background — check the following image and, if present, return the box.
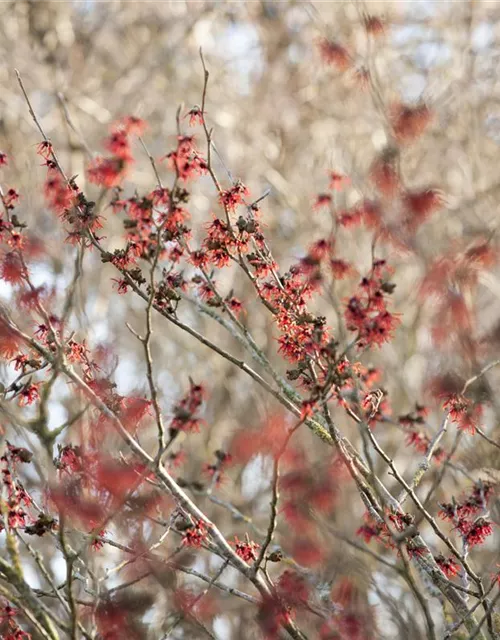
[1,1,500,638]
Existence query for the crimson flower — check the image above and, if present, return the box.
[219,181,249,211]
[18,383,40,407]
[462,518,494,547]
[231,535,260,563]
[181,519,208,548]
[328,171,350,190]
[318,38,351,71]
[435,554,460,578]
[443,394,481,435]
[88,156,129,188]
[185,106,205,126]
[36,140,53,159]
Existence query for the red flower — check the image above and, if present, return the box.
[463,518,493,547]
[18,383,40,407]
[170,381,206,433]
[313,193,332,210]
[104,130,132,161]
[189,249,209,269]
[300,399,316,420]
[111,278,129,294]
[66,339,89,364]
[0,321,22,359]
[36,141,53,159]
[11,354,29,372]
[318,39,351,71]
[88,157,129,187]
[407,544,427,559]
[338,207,364,228]
[95,601,140,640]
[225,296,243,316]
[44,170,77,213]
[356,523,383,544]
[370,151,399,197]
[0,152,8,166]
[364,16,385,36]
[0,252,24,285]
[464,241,497,269]
[182,519,208,547]
[353,67,371,89]
[405,431,430,455]
[88,520,107,551]
[231,535,260,563]
[330,258,354,279]
[391,102,433,143]
[438,501,457,522]
[291,537,323,566]
[404,188,443,218]
[185,106,204,127]
[219,181,249,211]
[4,189,20,209]
[443,394,481,435]
[18,286,45,310]
[328,172,350,190]
[166,450,186,469]
[150,186,170,207]
[5,443,33,464]
[230,413,293,466]
[56,445,83,475]
[117,115,147,136]
[7,508,26,529]
[308,238,331,262]
[277,570,310,607]
[257,593,293,640]
[119,396,152,431]
[0,603,32,639]
[162,135,207,182]
[435,554,460,578]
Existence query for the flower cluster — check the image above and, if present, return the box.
[0,602,31,640]
[162,135,207,182]
[277,570,310,608]
[181,518,208,548]
[0,320,22,359]
[231,534,260,563]
[88,116,145,187]
[55,444,84,475]
[170,380,206,434]
[0,445,33,534]
[398,404,445,461]
[0,251,24,285]
[439,482,495,522]
[404,430,445,462]
[318,38,351,72]
[44,169,78,214]
[390,102,433,143]
[434,553,460,578]
[203,449,232,487]
[185,105,205,127]
[344,259,400,349]
[16,382,40,407]
[439,481,496,548]
[443,393,482,435]
[219,180,249,212]
[420,240,496,350]
[458,518,494,548]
